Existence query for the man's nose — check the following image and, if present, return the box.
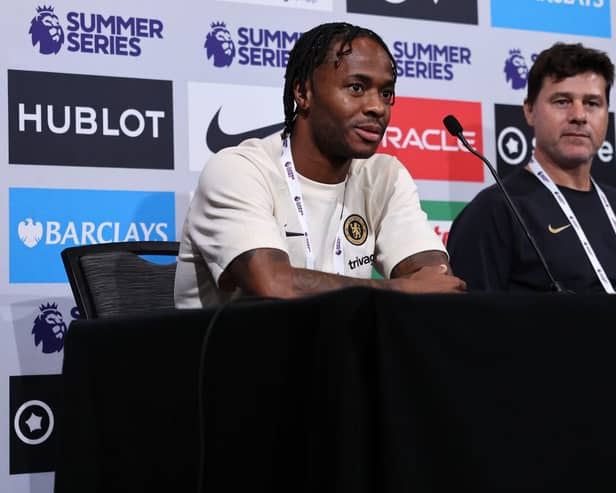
[364,89,386,116]
[569,100,587,123]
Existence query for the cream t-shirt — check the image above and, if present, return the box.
[174,133,445,308]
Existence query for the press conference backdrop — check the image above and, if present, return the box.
[2,1,615,491]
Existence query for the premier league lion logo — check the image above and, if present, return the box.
[29,5,64,55]
[32,303,68,353]
[204,22,235,68]
[504,49,529,90]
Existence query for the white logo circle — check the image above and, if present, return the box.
[14,399,55,445]
[497,126,528,165]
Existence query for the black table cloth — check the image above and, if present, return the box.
[55,287,616,492]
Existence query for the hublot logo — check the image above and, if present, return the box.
[8,70,173,169]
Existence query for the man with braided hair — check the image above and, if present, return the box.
[175,22,466,308]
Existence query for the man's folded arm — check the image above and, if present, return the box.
[390,250,453,277]
[219,248,466,298]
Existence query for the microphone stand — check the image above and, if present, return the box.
[443,116,567,293]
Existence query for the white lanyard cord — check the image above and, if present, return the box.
[281,137,347,275]
[528,157,616,294]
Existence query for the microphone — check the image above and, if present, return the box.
[443,114,567,293]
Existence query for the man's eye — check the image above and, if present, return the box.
[381,90,395,104]
[349,83,363,93]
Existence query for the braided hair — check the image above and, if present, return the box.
[282,22,397,139]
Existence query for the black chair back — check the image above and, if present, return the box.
[61,241,180,319]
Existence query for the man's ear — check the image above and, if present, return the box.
[523,99,534,127]
[293,79,312,113]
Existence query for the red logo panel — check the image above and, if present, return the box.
[379,97,483,182]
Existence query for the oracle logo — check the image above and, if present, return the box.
[382,127,476,152]
[378,96,483,182]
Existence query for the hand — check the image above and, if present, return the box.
[391,264,467,294]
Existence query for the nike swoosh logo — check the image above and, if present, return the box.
[206,108,285,153]
[548,224,572,234]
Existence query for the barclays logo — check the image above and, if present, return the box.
[29,5,64,54]
[16,218,169,248]
[9,188,175,283]
[19,218,43,248]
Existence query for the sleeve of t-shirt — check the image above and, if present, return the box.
[186,149,288,284]
[374,160,447,278]
[446,189,513,292]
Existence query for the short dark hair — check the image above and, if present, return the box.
[525,42,614,106]
[282,22,396,139]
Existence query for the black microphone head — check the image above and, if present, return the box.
[443,114,463,136]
